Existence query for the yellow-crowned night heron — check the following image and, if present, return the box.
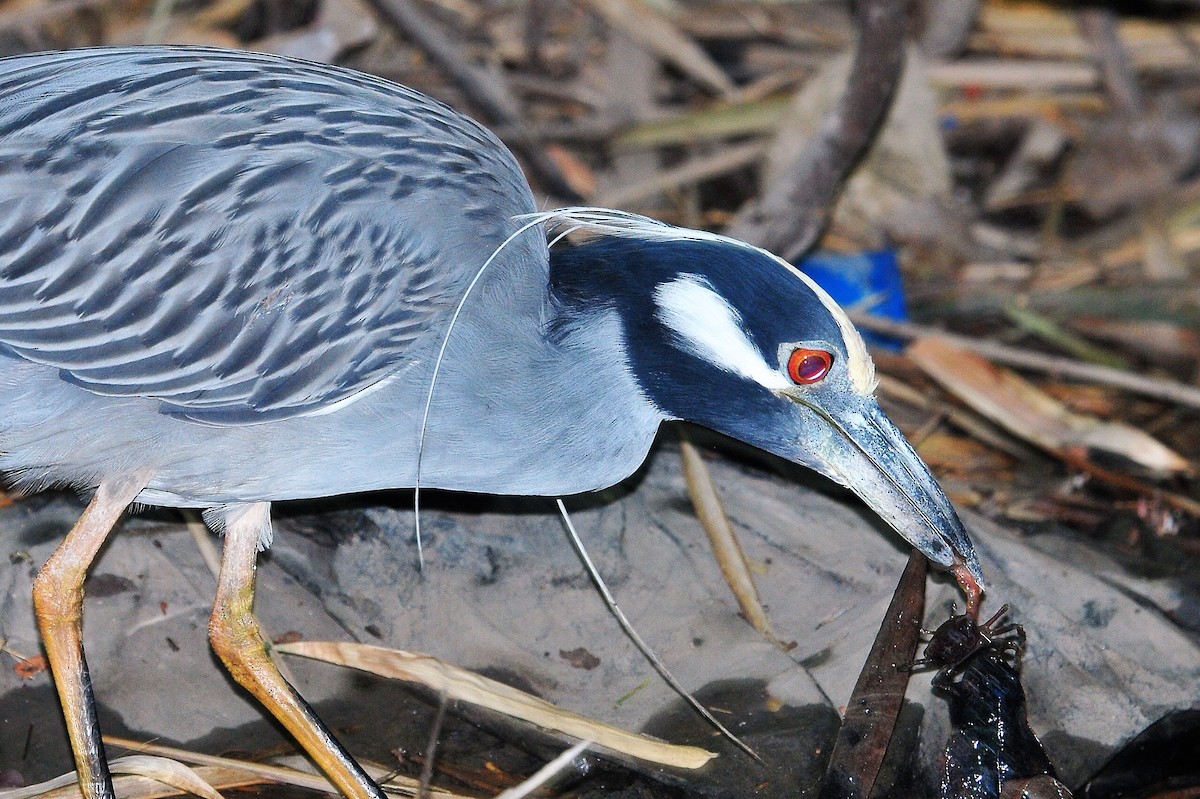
[1,46,983,799]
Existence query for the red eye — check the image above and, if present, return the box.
[787,348,833,384]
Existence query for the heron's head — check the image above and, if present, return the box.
[548,227,983,590]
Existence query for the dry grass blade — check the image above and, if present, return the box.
[908,338,1189,476]
[924,59,1098,90]
[974,4,1200,69]
[940,94,1106,123]
[0,757,233,799]
[190,0,256,27]
[109,755,225,799]
[0,770,80,799]
[106,740,342,795]
[277,642,716,769]
[0,765,263,799]
[597,141,767,209]
[851,314,1200,410]
[105,736,467,799]
[615,97,790,150]
[1003,306,1129,369]
[679,438,779,644]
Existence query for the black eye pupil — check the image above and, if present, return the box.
[788,349,832,384]
[796,355,826,380]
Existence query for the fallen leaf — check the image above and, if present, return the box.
[909,338,1189,477]
[917,431,1015,476]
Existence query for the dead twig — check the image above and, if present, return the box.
[928,283,1200,328]
[360,0,581,201]
[727,0,908,261]
[586,0,738,100]
[1078,8,1143,119]
[596,141,766,208]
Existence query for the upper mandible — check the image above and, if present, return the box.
[0,46,541,424]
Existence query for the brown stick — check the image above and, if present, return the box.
[727,0,909,261]
[1078,8,1143,118]
[817,551,926,799]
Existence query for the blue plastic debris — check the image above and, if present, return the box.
[797,250,909,350]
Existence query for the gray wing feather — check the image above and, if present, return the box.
[0,47,539,424]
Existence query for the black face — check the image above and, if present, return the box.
[549,236,846,437]
[548,233,983,589]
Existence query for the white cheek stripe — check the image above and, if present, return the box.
[654,275,790,392]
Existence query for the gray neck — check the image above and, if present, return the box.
[407,307,665,496]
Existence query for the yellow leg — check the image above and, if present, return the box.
[209,503,385,799]
[33,476,149,799]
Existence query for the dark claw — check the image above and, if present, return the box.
[909,603,1025,685]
